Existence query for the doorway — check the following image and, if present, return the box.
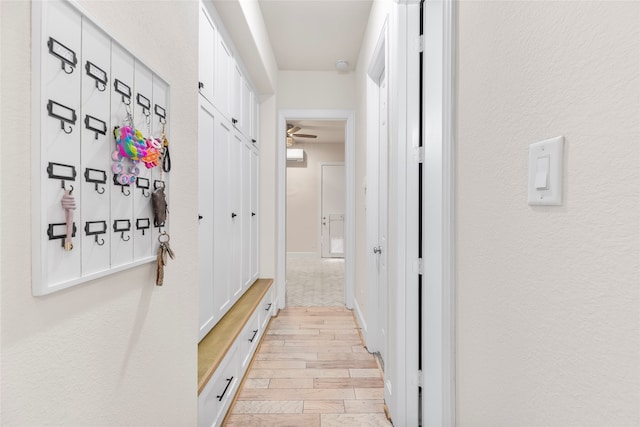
[277,110,355,310]
[285,119,346,306]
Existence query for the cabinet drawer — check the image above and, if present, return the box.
[259,287,274,330]
[240,310,260,370]
[198,344,239,427]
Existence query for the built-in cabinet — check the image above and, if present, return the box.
[198,2,261,342]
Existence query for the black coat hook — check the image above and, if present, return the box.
[94,235,105,246]
[61,180,74,193]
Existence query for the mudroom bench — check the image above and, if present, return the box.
[197,278,275,427]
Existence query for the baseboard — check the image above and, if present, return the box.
[353,297,368,346]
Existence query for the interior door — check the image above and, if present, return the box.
[377,71,389,365]
[320,164,345,258]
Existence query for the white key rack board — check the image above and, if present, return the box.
[31,0,171,296]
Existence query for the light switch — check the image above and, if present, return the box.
[528,136,564,206]
[534,155,550,190]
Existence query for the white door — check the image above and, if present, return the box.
[320,164,345,258]
[377,71,389,365]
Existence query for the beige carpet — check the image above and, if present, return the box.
[286,255,345,307]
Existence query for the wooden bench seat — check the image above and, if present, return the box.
[198,278,274,394]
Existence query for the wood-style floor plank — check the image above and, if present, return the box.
[224,307,391,426]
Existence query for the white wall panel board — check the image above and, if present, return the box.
[109,43,135,268]
[40,0,83,291]
[151,76,170,241]
[80,19,111,276]
[132,62,153,261]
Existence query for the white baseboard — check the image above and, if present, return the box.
[353,297,368,346]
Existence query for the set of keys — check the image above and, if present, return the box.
[156,232,175,286]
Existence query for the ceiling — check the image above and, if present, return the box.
[287,119,345,144]
[259,0,373,71]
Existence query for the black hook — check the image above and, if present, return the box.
[95,183,105,194]
[121,186,130,196]
[61,181,74,193]
[121,232,130,242]
[94,235,105,246]
[61,121,73,134]
[63,63,74,74]
[96,81,106,92]
[142,188,150,197]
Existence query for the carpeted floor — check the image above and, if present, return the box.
[286,255,344,307]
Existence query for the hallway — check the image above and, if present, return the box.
[225,307,390,426]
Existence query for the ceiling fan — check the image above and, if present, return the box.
[286,124,317,146]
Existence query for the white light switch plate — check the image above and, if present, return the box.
[528,136,564,206]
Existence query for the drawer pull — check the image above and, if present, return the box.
[265,303,272,311]
[217,376,234,402]
[248,329,259,343]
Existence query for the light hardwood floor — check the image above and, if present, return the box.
[225,307,391,426]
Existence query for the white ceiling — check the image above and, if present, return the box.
[287,119,345,144]
[259,0,373,71]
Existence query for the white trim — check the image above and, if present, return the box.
[353,297,368,340]
[422,0,456,426]
[277,110,355,310]
[386,1,420,424]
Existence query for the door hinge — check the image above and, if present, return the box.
[415,146,425,164]
[417,370,423,387]
[415,258,423,275]
[417,35,424,53]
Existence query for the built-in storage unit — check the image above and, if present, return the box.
[197,2,268,425]
[198,1,261,341]
[198,279,275,427]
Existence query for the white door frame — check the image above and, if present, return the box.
[421,0,456,425]
[277,110,355,310]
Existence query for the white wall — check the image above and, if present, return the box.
[287,142,345,254]
[456,2,640,425]
[0,1,199,425]
[278,70,356,110]
[259,94,278,278]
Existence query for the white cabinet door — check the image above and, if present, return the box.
[230,63,242,129]
[240,78,251,137]
[250,91,259,144]
[198,6,215,103]
[241,143,252,290]
[250,148,259,282]
[213,119,233,321]
[229,132,243,301]
[198,100,216,341]
[215,38,231,119]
